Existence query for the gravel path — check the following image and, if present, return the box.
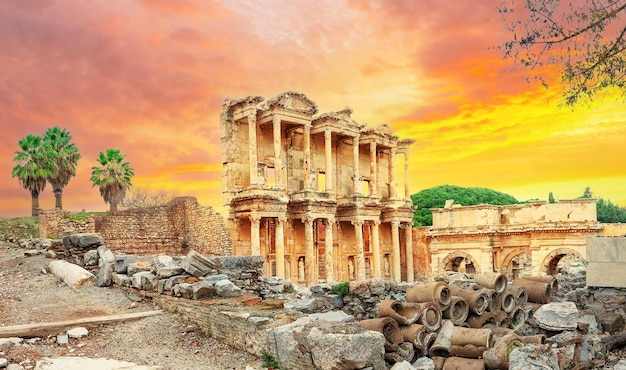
[0,241,265,370]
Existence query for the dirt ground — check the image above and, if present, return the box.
[0,241,265,370]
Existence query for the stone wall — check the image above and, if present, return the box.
[94,197,232,256]
[38,209,96,239]
[586,236,626,288]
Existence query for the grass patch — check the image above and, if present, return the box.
[63,211,107,221]
[0,216,39,240]
[261,348,280,369]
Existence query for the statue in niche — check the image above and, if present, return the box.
[298,257,305,281]
[384,255,390,276]
[348,257,355,280]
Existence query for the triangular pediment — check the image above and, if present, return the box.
[267,91,318,115]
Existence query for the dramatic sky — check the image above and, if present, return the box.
[1,0,625,218]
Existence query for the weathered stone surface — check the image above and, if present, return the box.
[48,260,96,288]
[192,280,216,299]
[0,358,8,368]
[509,344,559,370]
[115,256,137,274]
[174,282,193,298]
[534,302,579,331]
[215,279,242,297]
[113,273,131,287]
[97,246,115,265]
[68,233,104,248]
[156,266,184,279]
[24,249,43,256]
[307,326,386,370]
[182,250,215,277]
[412,357,435,370]
[153,255,184,279]
[97,263,115,287]
[0,337,22,351]
[67,327,89,339]
[165,276,187,292]
[308,311,354,323]
[56,335,69,345]
[284,299,318,313]
[578,314,600,334]
[390,361,414,370]
[598,312,625,334]
[310,283,332,295]
[204,274,229,284]
[614,359,626,370]
[6,363,23,370]
[83,250,98,266]
[579,334,604,362]
[131,271,157,291]
[211,255,263,271]
[127,261,152,277]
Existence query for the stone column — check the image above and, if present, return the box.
[352,220,366,281]
[250,214,261,256]
[370,142,377,197]
[404,150,410,200]
[324,130,333,193]
[303,123,311,190]
[275,216,286,279]
[304,217,315,284]
[371,220,381,278]
[389,147,397,199]
[391,220,401,282]
[405,222,414,283]
[353,135,360,194]
[324,217,334,283]
[272,117,283,189]
[248,114,258,188]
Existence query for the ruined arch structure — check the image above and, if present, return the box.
[427,199,603,278]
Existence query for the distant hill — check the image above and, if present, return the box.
[410,185,520,226]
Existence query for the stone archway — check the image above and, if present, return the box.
[540,248,585,276]
[500,250,532,280]
[440,251,480,275]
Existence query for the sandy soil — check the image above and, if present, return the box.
[0,241,265,370]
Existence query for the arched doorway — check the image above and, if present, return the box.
[440,252,480,275]
[500,250,532,280]
[540,248,585,276]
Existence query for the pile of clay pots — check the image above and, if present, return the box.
[359,272,557,369]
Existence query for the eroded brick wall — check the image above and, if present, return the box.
[38,209,96,239]
[94,197,232,256]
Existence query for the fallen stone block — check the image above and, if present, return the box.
[97,246,115,265]
[24,249,43,257]
[215,279,242,298]
[390,361,416,370]
[113,274,131,287]
[67,327,89,339]
[533,302,578,331]
[127,261,152,277]
[48,260,96,288]
[56,335,69,345]
[308,311,354,323]
[131,271,157,291]
[284,299,318,313]
[115,255,137,274]
[182,250,215,277]
[97,263,115,287]
[192,280,216,299]
[84,250,98,266]
[412,357,435,370]
[204,274,229,284]
[0,337,23,351]
[509,344,559,370]
[599,312,625,334]
[164,276,187,292]
[66,233,104,248]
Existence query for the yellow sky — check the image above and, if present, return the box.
[1,0,624,217]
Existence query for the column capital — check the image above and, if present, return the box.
[277,216,287,223]
[325,216,335,225]
[372,219,381,226]
[250,214,261,223]
[303,216,315,225]
[324,129,332,139]
[390,220,401,227]
[351,219,364,227]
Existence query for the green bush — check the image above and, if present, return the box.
[331,281,350,296]
[261,348,280,369]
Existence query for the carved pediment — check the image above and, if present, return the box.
[267,91,318,115]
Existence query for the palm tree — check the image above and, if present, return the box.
[90,149,134,212]
[43,127,81,209]
[12,134,54,216]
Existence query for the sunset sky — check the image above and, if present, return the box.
[1,0,625,218]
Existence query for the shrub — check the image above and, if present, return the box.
[261,348,280,369]
[331,281,350,296]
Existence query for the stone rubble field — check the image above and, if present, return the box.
[0,240,264,370]
[3,233,626,370]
